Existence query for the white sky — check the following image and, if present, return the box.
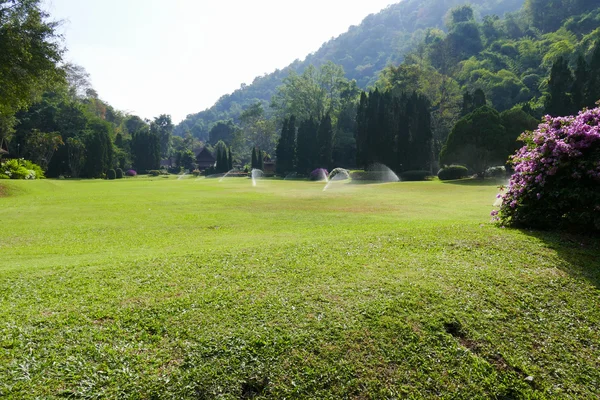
[43,0,396,123]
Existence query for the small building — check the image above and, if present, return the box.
[195,147,216,171]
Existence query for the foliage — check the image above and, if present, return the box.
[83,120,113,178]
[356,89,432,173]
[496,107,600,230]
[125,169,137,177]
[116,168,124,179]
[440,106,508,177]
[174,0,524,139]
[23,129,63,171]
[272,62,350,123]
[295,118,319,174]
[150,114,174,158]
[0,0,64,144]
[107,169,116,180]
[486,165,507,178]
[275,116,296,175]
[131,128,160,173]
[209,120,237,145]
[316,113,334,169]
[0,158,45,179]
[401,170,434,181]
[66,137,85,178]
[176,149,196,171]
[438,165,470,180]
[148,170,163,177]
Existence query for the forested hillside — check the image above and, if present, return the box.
[175,0,525,138]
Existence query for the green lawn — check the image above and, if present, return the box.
[0,177,599,399]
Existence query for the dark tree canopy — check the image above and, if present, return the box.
[0,0,64,142]
[209,120,237,145]
[440,106,506,176]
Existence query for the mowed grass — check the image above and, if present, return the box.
[0,177,599,399]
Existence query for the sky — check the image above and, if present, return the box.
[42,0,397,124]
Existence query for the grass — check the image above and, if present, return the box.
[0,176,599,399]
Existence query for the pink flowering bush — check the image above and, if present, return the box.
[494,107,600,231]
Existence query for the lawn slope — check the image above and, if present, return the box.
[0,178,598,398]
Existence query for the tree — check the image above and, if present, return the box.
[587,41,600,106]
[63,63,93,100]
[251,147,258,170]
[445,6,483,61]
[572,55,590,111]
[545,57,575,117]
[317,114,334,169]
[0,0,64,145]
[240,103,278,159]
[150,114,174,158]
[125,115,147,135]
[461,89,487,116]
[275,116,296,175]
[272,62,348,122]
[83,120,113,178]
[296,118,319,174]
[66,137,85,178]
[209,120,237,145]
[440,106,506,177]
[131,127,160,173]
[24,129,63,171]
[500,107,539,157]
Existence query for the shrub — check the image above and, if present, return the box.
[1,159,45,180]
[116,168,124,179]
[310,168,328,181]
[192,169,201,177]
[401,170,432,181]
[486,166,506,178]
[329,168,350,180]
[107,169,116,180]
[350,171,388,181]
[438,165,469,181]
[125,169,137,177]
[495,108,600,231]
[148,170,161,176]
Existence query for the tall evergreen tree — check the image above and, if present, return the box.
[317,113,334,169]
[545,57,575,117]
[588,41,600,107]
[251,147,257,169]
[396,94,410,172]
[258,149,264,170]
[131,129,160,173]
[296,118,319,174]
[572,55,589,111]
[355,92,369,168]
[275,116,296,174]
[409,93,433,171]
[228,147,233,170]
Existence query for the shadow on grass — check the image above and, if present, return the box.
[441,178,508,187]
[522,229,600,289]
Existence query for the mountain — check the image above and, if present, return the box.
[175,0,525,139]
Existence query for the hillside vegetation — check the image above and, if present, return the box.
[175,0,525,139]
